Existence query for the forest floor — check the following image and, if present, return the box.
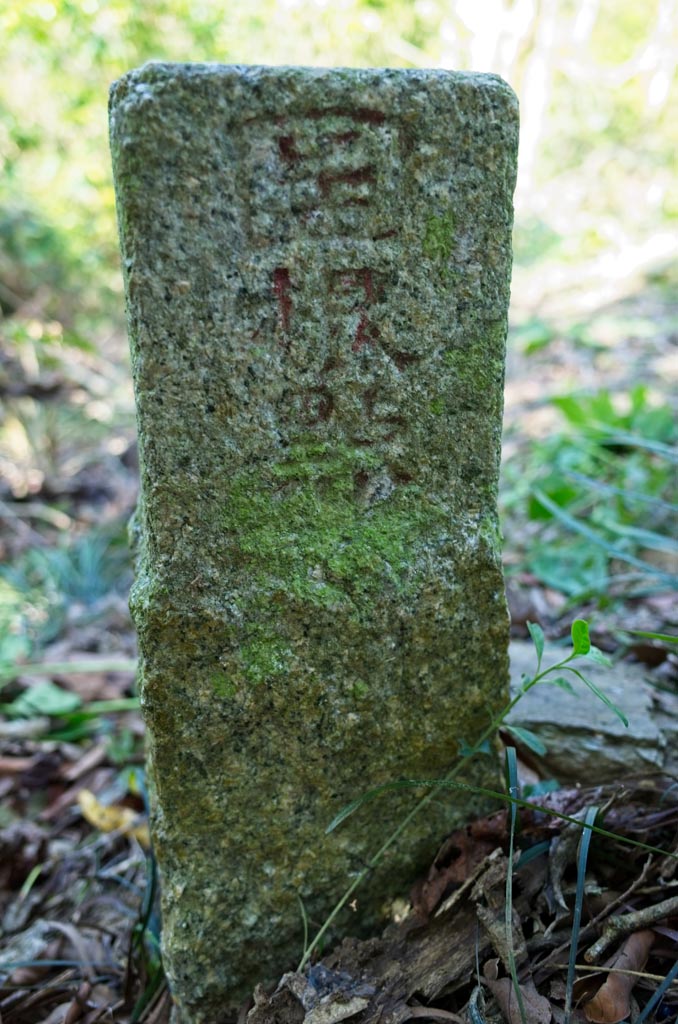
[0,277,676,1023]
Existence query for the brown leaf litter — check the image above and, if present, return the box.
[0,730,158,1024]
[246,776,678,1024]
[2,740,678,1024]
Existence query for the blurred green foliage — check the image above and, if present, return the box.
[501,383,678,600]
[0,527,133,659]
[2,0,677,335]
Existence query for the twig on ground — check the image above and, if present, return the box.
[585,894,678,963]
[550,963,678,988]
[405,1009,466,1022]
[534,856,654,981]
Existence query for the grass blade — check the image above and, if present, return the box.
[620,629,678,644]
[326,777,676,861]
[564,805,598,1024]
[634,958,678,1024]
[564,471,678,511]
[531,488,678,584]
[604,520,678,555]
[505,747,528,1024]
[0,658,138,683]
[297,894,309,963]
[593,433,678,462]
[561,573,678,608]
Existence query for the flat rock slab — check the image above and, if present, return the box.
[110,63,518,1021]
[508,642,678,781]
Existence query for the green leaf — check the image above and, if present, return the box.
[528,482,580,521]
[551,394,591,428]
[47,718,98,741]
[459,739,492,757]
[528,541,608,597]
[4,681,82,718]
[586,645,613,667]
[548,676,576,694]
[522,779,560,799]
[571,619,591,656]
[504,725,548,756]
[326,789,386,833]
[565,667,629,727]
[621,629,678,644]
[526,621,545,671]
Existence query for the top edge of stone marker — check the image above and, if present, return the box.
[109,60,518,117]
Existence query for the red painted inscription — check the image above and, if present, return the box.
[330,268,382,353]
[272,268,292,333]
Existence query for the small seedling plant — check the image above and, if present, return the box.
[298,619,633,970]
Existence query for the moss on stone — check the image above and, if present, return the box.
[210,670,237,698]
[423,209,455,265]
[224,438,449,610]
[351,680,370,699]
[238,633,293,685]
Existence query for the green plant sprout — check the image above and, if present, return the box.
[297,618,631,971]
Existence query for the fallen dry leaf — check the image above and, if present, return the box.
[77,788,150,848]
[0,755,36,774]
[484,974,552,1024]
[483,959,552,1024]
[63,980,93,1024]
[584,930,655,1023]
[7,938,64,986]
[411,828,495,919]
[0,820,48,888]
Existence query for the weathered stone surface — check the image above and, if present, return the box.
[110,63,518,1021]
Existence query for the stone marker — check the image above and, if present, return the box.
[110,63,518,1022]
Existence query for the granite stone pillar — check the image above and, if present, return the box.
[110,63,518,1022]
